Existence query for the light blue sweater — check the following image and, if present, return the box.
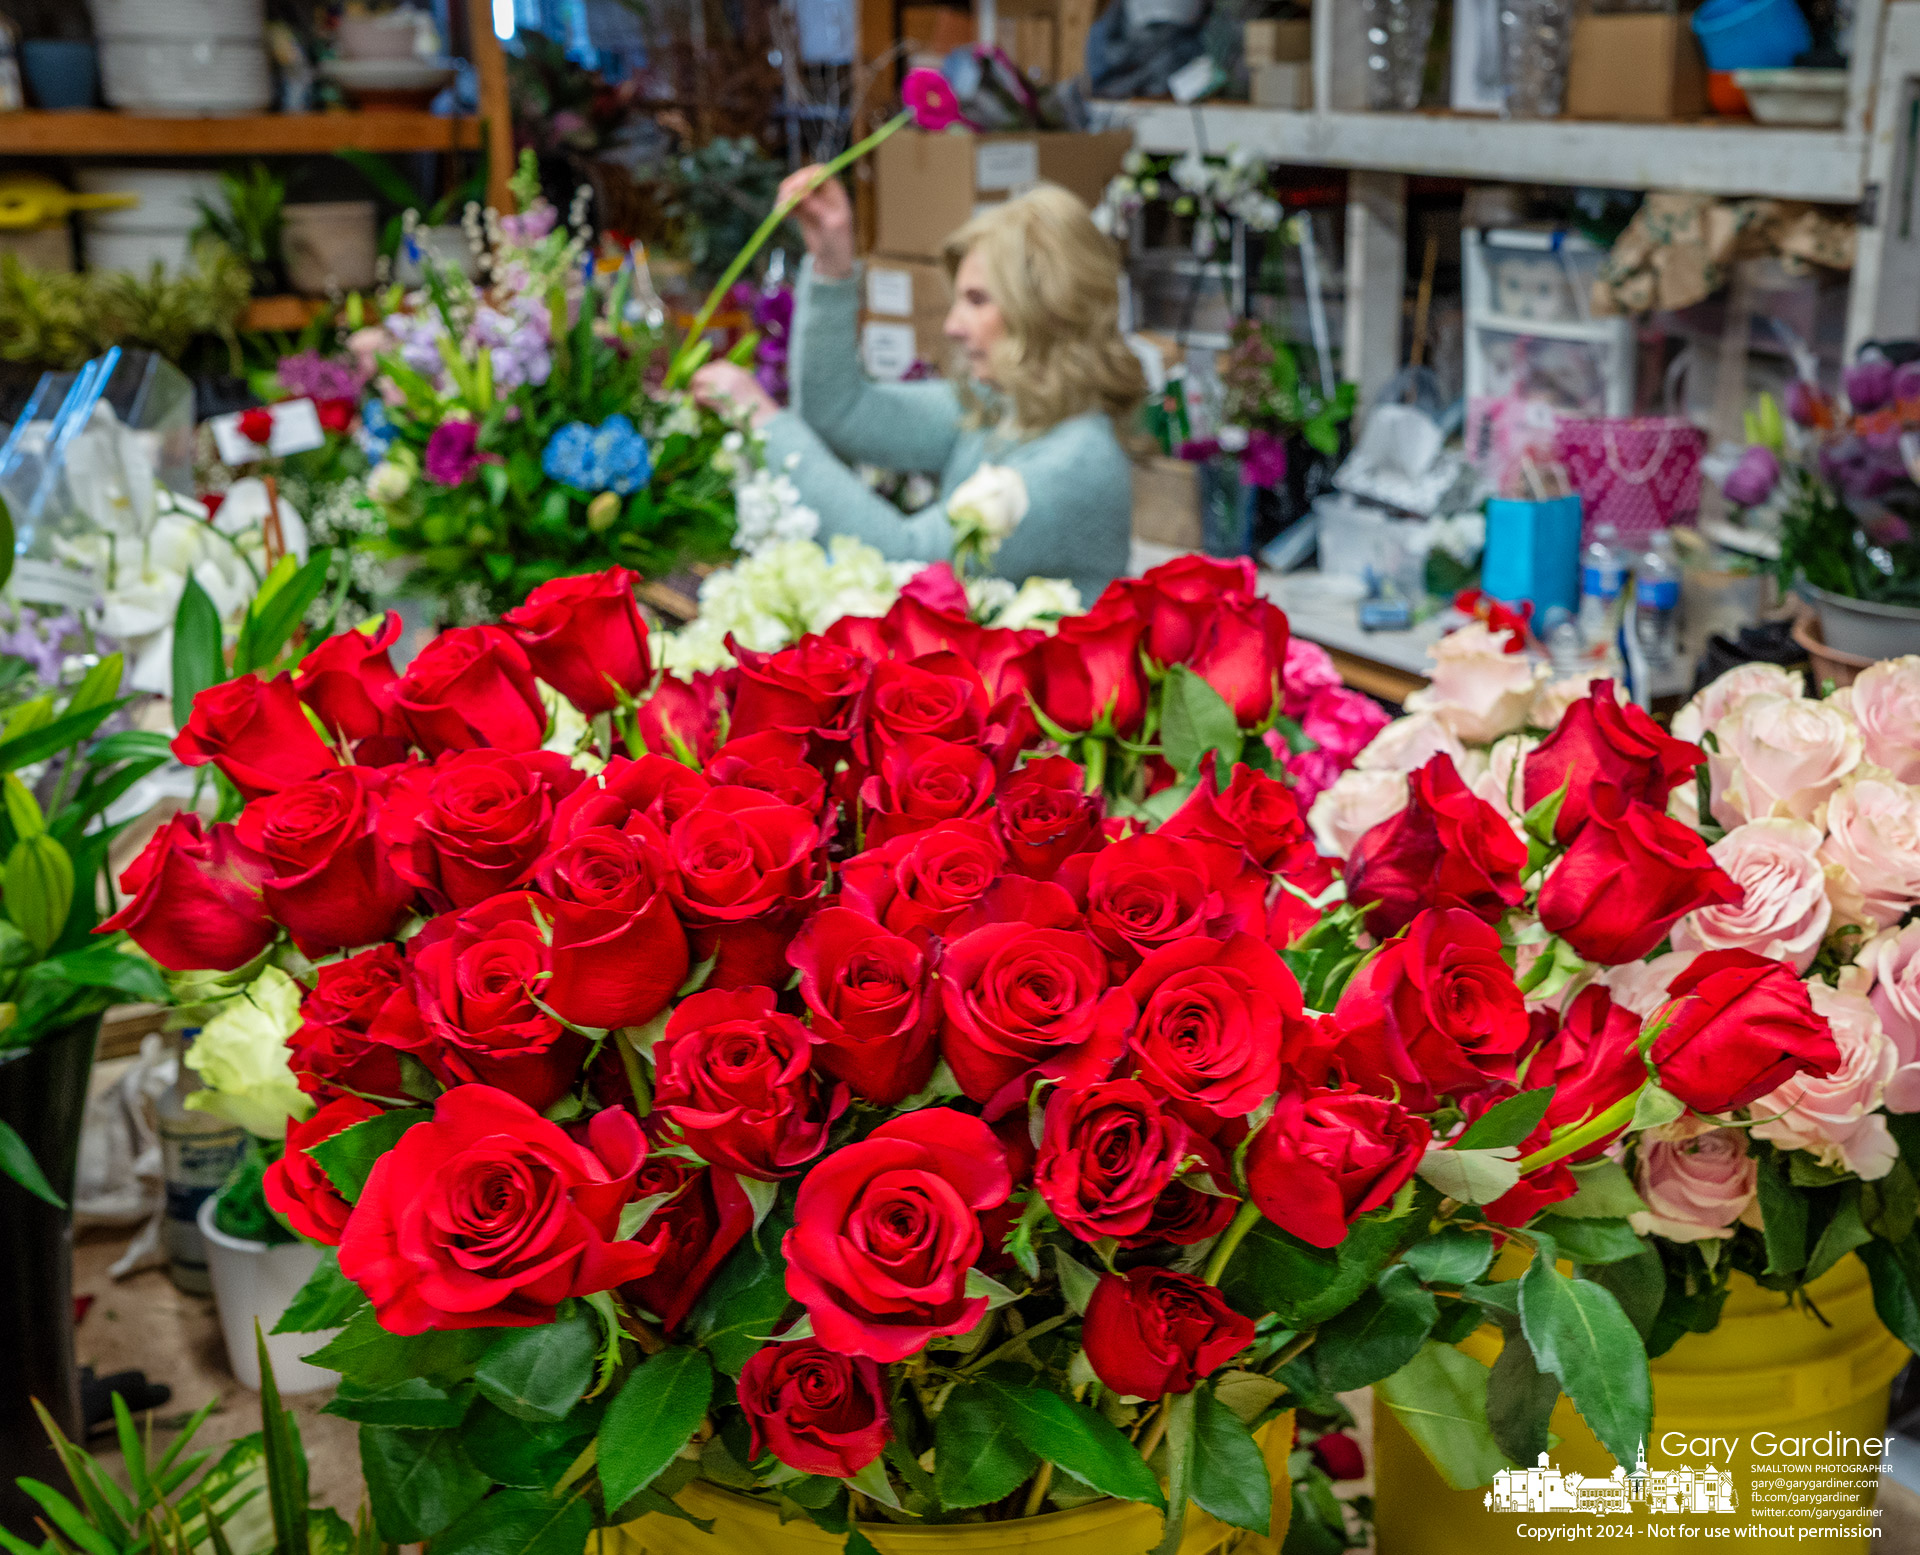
[759,259,1135,602]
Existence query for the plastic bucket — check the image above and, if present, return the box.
[1802,583,1920,662]
[609,1413,1294,1555]
[196,1195,341,1394]
[1690,0,1812,72]
[1373,1256,1909,1552]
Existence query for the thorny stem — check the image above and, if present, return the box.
[1136,1400,1172,1462]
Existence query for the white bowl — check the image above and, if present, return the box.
[88,0,263,39]
[82,227,196,274]
[98,36,271,114]
[1731,68,1847,128]
[77,166,225,229]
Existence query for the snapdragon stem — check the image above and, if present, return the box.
[1514,1086,1645,1176]
[1202,1199,1263,1287]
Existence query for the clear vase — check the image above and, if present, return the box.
[1498,0,1578,119]
[1361,0,1440,112]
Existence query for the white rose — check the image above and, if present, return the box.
[1707,693,1862,827]
[1818,772,1920,928]
[1671,661,1805,744]
[1354,711,1468,776]
[990,576,1082,631]
[1527,673,1622,732]
[183,966,311,1140]
[946,464,1029,543]
[1404,621,1545,744]
[368,460,413,504]
[1309,767,1409,859]
[1472,733,1538,832]
[1751,982,1898,1180]
[1670,818,1832,972]
[1834,655,1920,783]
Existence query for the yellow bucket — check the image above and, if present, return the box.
[611,1412,1294,1555]
[1374,1256,1909,1554]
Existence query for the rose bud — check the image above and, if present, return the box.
[173,673,340,801]
[502,565,651,717]
[737,1341,892,1477]
[390,624,548,755]
[1185,595,1291,728]
[295,614,406,762]
[98,813,273,971]
[859,735,998,847]
[665,785,828,989]
[262,1096,383,1245]
[634,671,726,765]
[1009,608,1150,738]
[1648,948,1841,1115]
[1160,759,1314,874]
[1343,754,1526,938]
[1311,1432,1366,1481]
[1246,1087,1432,1249]
[788,907,940,1107]
[620,1158,753,1333]
[1084,1268,1254,1399]
[726,635,869,745]
[1522,680,1703,842]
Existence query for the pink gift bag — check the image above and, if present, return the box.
[1554,416,1705,542]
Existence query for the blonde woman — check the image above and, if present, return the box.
[691,170,1146,599]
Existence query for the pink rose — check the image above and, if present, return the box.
[1404,623,1544,745]
[1596,950,1701,1020]
[1863,923,1920,1111]
[1837,655,1920,783]
[1300,687,1391,767]
[1527,674,1616,732]
[1308,768,1408,859]
[1471,734,1537,832]
[1751,981,1897,1180]
[1630,1122,1757,1243]
[1354,712,1470,778]
[1671,819,1831,972]
[1282,637,1342,720]
[1671,662,1805,744]
[1708,694,1861,827]
[1818,774,1920,928]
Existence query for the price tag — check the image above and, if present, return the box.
[210,399,327,466]
[866,267,914,317]
[861,322,918,381]
[975,140,1039,192]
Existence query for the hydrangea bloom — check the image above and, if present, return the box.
[542,414,653,494]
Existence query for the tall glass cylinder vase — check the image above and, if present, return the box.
[1199,456,1257,558]
[1499,0,1578,118]
[0,1019,99,1538]
[1361,0,1440,111]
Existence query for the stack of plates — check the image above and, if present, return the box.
[87,0,272,114]
[77,167,225,273]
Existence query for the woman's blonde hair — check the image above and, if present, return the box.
[942,183,1147,437]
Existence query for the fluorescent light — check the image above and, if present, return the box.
[492,0,515,40]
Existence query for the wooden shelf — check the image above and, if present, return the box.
[241,295,329,331]
[1,110,482,157]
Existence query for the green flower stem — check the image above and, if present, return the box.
[1202,1198,1264,1287]
[1514,1085,1646,1176]
[666,110,914,390]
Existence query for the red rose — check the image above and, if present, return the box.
[1245,1087,1431,1248]
[1648,949,1841,1114]
[635,671,726,765]
[619,1156,753,1332]
[651,987,848,1179]
[371,893,584,1111]
[338,1085,657,1333]
[783,1108,1011,1361]
[1102,554,1257,665]
[1035,1078,1194,1242]
[285,943,408,1101]
[1058,834,1263,972]
[502,567,652,717]
[666,785,827,987]
[315,397,355,435]
[234,767,413,954]
[557,751,710,838]
[1343,755,1526,937]
[380,749,584,912]
[1128,1129,1238,1247]
[262,1096,383,1244]
[538,822,689,1030]
[1103,933,1309,1117]
[939,917,1117,1107]
[173,674,340,801]
[1267,853,1337,951]
[738,1341,892,1477]
[1537,792,1741,965]
[857,652,988,760]
[98,813,272,971]
[704,732,828,816]
[1530,985,1647,1154]
[1311,1432,1365,1481]
[238,406,274,445]
[788,907,940,1106]
[993,755,1104,880]
[391,625,547,755]
[861,736,998,847]
[295,615,406,762]
[1161,759,1315,874]
[727,636,869,743]
[1185,596,1291,728]
[1011,610,1150,738]
[1524,681,1702,841]
[1330,909,1533,1110]
[840,821,1008,939]
[1084,1268,1254,1398]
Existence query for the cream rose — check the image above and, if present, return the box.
[1818,773,1920,929]
[1863,923,1920,1112]
[1751,982,1897,1180]
[946,464,1029,544]
[1834,655,1920,783]
[1354,711,1468,776]
[1528,673,1621,732]
[1670,819,1831,972]
[1597,950,1701,1020]
[1708,693,1862,827]
[1404,622,1546,744]
[183,966,312,1140]
[1308,767,1409,859]
[1630,1122,1758,1243]
[1671,661,1805,744]
[1472,733,1538,832]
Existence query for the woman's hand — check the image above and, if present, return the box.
[692,362,779,429]
[778,166,856,281]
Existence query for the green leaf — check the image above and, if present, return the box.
[172,573,226,730]
[933,1386,1037,1510]
[65,652,125,717]
[1151,1388,1195,1555]
[0,699,124,772]
[459,1401,594,1491]
[307,1109,429,1204]
[256,1330,310,1555]
[1555,1160,1647,1220]
[1864,1158,1919,1243]
[237,552,334,676]
[1053,1248,1099,1316]
[1753,1146,1808,1278]
[474,1306,596,1423]
[1375,1342,1511,1491]
[975,1376,1163,1508]
[1399,1228,1493,1287]
[1313,1264,1438,1392]
[360,1426,491,1542]
[5,833,74,953]
[1583,1245,1665,1343]
[1159,664,1242,776]
[1454,1088,1554,1151]
[1806,1188,1873,1284]
[688,1202,793,1375]
[305,1306,506,1389]
[0,1116,64,1208]
[272,1249,367,1334]
[325,1378,473,1429]
[596,1347,714,1510]
[0,495,13,592]
[1860,1239,1920,1353]
[1519,781,1568,849]
[1528,1215,1645,1265]
[1517,1245,1651,1466]
[1483,1315,1560,1469]
[1631,1085,1685,1133]
[1416,1146,1521,1206]
[427,1489,593,1555]
[1188,1384,1270,1535]
[1218,1207,1411,1328]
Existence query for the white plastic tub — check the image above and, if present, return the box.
[196,1194,340,1394]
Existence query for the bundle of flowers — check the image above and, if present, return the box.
[1093,149,1287,249]
[1175,321,1355,493]
[102,556,1863,1551]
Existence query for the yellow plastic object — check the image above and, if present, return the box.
[1373,1256,1909,1553]
[611,1412,1294,1555]
[0,176,140,230]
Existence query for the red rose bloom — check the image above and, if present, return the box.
[860,736,998,847]
[285,943,408,1101]
[1649,949,1841,1114]
[1185,595,1291,728]
[391,625,547,755]
[783,1108,1010,1361]
[1330,909,1533,1110]
[857,652,989,759]
[1161,760,1315,875]
[704,732,829,817]
[556,752,710,838]
[619,1156,754,1332]
[992,755,1104,880]
[379,749,584,912]
[98,813,273,971]
[727,636,869,744]
[1034,1078,1194,1243]
[789,907,940,1106]
[338,1086,657,1333]
[295,615,406,762]
[1058,834,1263,972]
[1267,853,1338,950]
[1246,1087,1431,1248]
[502,566,651,717]
[938,918,1117,1107]
[651,987,848,1180]
[172,673,340,801]
[1312,1433,1365,1482]
[1536,791,1741,965]
[262,1096,382,1245]
[666,785,827,988]
[1529,985,1647,1155]
[237,406,274,445]
[538,822,689,1030]
[839,820,1007,939]
[1084,1268,1255,1398]
[634,671,726,765]
[234,767,414,954]
[1523,681,1703,841]
[1011,610,1150,738]
[737,1341,892,1477]
[1343,754,1526,937]
[315,397,354,434]
[1103,554,1256,664]
[1128,1130,1238,1247]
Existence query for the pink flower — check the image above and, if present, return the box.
[1596,949,1700,1020]
[1471,734,1538,833]
[902,68,970,131]
[1671,662,1804,744]
[1282,637,1341,720]
[425,419,482,486]
[1404,622,1544,745]
[900,562,970,616]
[1708,694,1862,827]
[1240,430,1289,489]
[1354,711,1469,777]
[1307,767,1408,859]
[1630,1122,1757,1243]
[1837,656,1920,784]
[1671,819,1831,973]
[1300,687,1390,766]
[1818,773,1920,928]
[1751,982,1897,1180]
[1864,923,1920,1112]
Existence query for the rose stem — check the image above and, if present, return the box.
[1201,1199,1264,1286]
[1021,1461,1055,1518]
[1136,1400,1171,1461]
[1515,1085,1646,1175]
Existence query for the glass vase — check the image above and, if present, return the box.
[1362,0,1440,112]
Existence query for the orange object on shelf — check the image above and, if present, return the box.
[1707,70,1752,116]
[0,109,480,156]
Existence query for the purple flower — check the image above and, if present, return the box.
[1785,379,1826,427]
[424,420,482,486]
[1722,445,1780,508]
[276,349,368,402]
[1846,358,1895,413]
[1895,362,1920,405]
[1178,438,1222,463]
[1241,430,1290,489]
[499,204,558,247]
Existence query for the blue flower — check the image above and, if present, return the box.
[542,420,600,488]
[357,395,397,459]
[542,414,651,495]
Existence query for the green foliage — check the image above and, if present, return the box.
[0,248,252,372]
[596,1347,714,1511]
[933,1386,1038,1510]
[473,1308,598,1424]
[972,1376,1164,1509]
[687,1203,794,1375]
[1774,466,1920,606]
[1375,1342,1511,1491]
[1517,1240,1651,1466]
[192,164,287,294]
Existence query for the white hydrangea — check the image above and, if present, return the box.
[987,576,1082,630]
[732,466,821,554]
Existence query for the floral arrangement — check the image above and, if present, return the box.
[1093,149,1288,252]
[1177,321,1356,492]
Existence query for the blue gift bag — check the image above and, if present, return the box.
[1482,494,1583,617]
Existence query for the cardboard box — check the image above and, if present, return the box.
[1565,13,1708,123]
[874,128,1133,260]
[860,254,952,379]
[901,4,975,63]
[995,13,1057,81]
[997,0,1096,82]
[1251,62,1312,110]
[1132,456,1202,550]
[1243,18,1311,66]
